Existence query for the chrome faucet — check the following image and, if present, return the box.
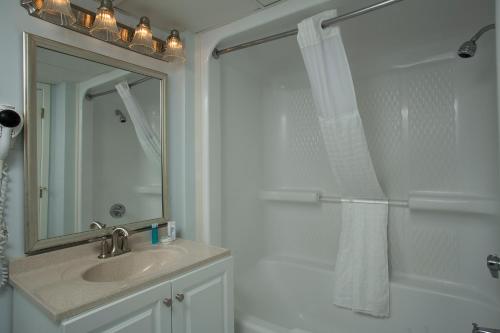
[110,227,131,256]
[89,222,131,259]
[473,323,500,333]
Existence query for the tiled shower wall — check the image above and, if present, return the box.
[219,1,500,307]
[251,41,499,294]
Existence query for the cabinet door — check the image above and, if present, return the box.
[62,280,172,333]
[171,257,234,333]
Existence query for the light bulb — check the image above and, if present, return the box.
[38,0,76,26]
[164,30,186,63]
[129,16,153,54]
[90,0,120,42]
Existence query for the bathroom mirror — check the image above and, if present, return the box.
[23,33,168,253]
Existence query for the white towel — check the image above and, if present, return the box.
[333,202,390,317]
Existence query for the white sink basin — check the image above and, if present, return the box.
[82,247,186,283]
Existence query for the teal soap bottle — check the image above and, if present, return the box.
[151,223,159,244]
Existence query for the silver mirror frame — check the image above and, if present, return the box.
[23,32,169,254]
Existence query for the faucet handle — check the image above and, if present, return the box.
[97,237,110,259]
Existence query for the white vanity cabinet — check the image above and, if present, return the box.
[13,257,233,333]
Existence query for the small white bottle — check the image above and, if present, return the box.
[161,221,176,243]
[168,221,176,241]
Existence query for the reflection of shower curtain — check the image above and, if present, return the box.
[115,81,161,166]
[298,11,390,317]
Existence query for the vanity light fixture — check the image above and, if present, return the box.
[20,0,185,63]
[90,0,120,42]
[164,29,186,63]
[38,0,76,26]
[129,16,154,54]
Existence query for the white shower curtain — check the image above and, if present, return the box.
[298,11,390,317]
[115,81,161,167]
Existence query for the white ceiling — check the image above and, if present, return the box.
[75,0,401,34]
[72,0,398,35]
[118,0,288,32]
[76,0,288,33]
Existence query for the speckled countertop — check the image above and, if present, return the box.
[9,233,230,322]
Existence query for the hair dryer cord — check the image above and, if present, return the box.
[0,164,9,288]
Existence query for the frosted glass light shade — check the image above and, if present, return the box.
[38,0,76,26]
[164,30,186,63]
[90,0,119,42]
[129,17,153,54]
[166,30,182,49]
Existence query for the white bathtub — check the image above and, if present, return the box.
[234,257,500,333]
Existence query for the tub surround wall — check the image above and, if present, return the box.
[195,0,336,244]
[497,0,500,185]
[0,2,196,332]
[205,0,500,331]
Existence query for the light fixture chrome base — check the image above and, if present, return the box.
[20,0,38,14]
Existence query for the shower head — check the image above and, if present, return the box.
[457,40,477,58]
[457,24,495,59]
[115,109,126,123]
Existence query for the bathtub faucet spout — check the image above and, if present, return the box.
[487,254,500,278]
[473,323,500,333]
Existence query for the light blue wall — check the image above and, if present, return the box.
[169,31,197,240]
[0,2,195,332]
[0,3,31,332]
[183,33,196,240]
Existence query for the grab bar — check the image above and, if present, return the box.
[259,190,408,207]
[319,195,408,207]
[259,190,497,215]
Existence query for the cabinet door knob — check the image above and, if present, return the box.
[175,293,184,302]
[163,298,172,307]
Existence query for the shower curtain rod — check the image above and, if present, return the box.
[212,0,405,59]
[85,77,152,100]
